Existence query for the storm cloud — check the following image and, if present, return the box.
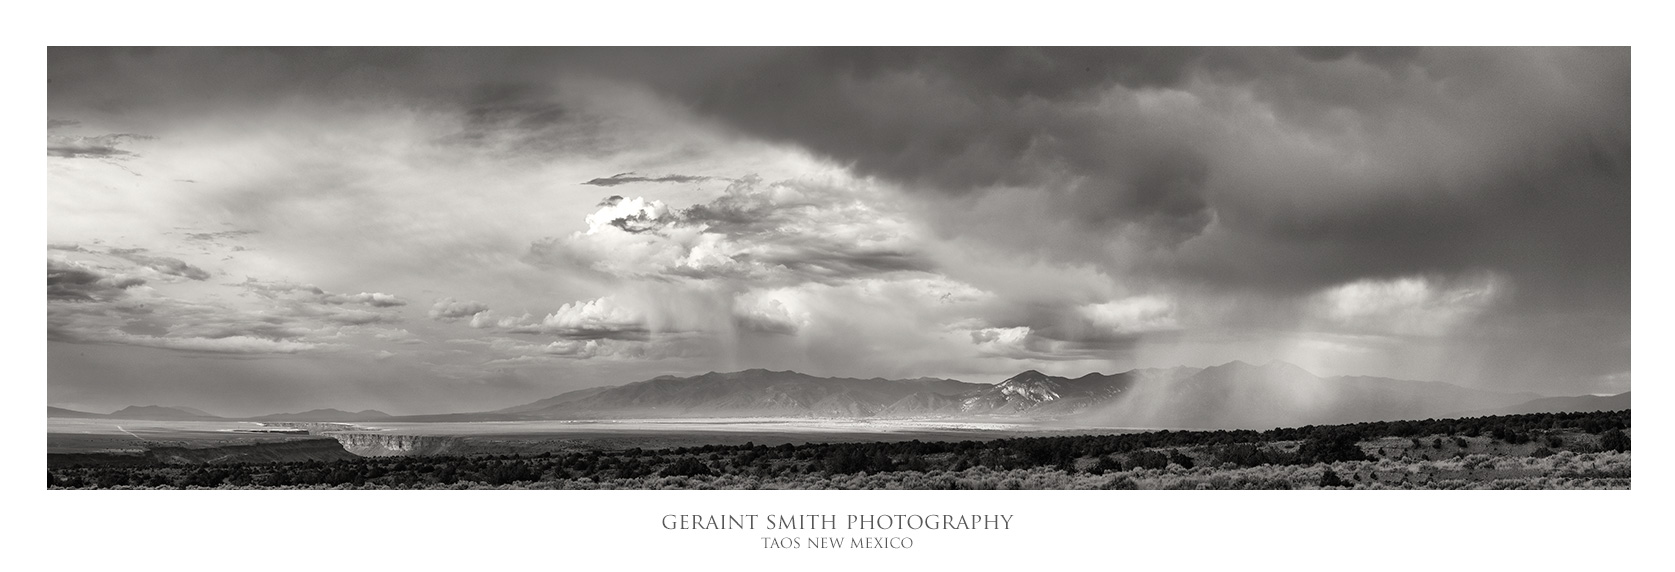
[46,47,1631,414]
[646,48,1627,305]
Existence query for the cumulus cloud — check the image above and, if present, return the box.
[532,175,931,285]
[970,326,1033,358]
[372,329,425,344]
[963,325,1123,362]
[1077,296,1181,336]
[474,334,703,364]
[429,298,491,321]
[945,291,1185,356]
[469,296,649,340]
[732,289,810,335]
[1309,273,1504,337]
[334,292,406,307]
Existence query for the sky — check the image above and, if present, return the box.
[45,47,1630,416]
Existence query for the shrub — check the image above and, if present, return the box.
[1601,429,1630,453]
[660,457,714,477]
[1102,476,1140,490]
[1319,469,1345,488]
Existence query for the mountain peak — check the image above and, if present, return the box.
[702,368,796,379]
[1262,360,1316,375]
[1005,369,1050,381]
[996,370,1065,403]
[1203,359,1315,377]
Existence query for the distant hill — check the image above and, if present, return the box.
[50,405,394,422]
[59,363,1619,431]
[246,409,393,422]
[495,362,1544,429]
[1455,392,1630,417]
[105,405,222,420]
[494,386,617,414]
[503,369,986,419]
[170,406,219,418]
[47,406,105,418]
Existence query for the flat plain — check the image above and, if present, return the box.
[47,410,1629,489]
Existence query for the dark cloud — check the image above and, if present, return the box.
[47,47,1626,302]
[1294,46,1423,67]
[47,133,154,158]
[44,47,1630,397]
[649,48,1223,239]
[968,326,1129,362]
[604,209,666,234]
[240,279,326,298]
[582,172,714,187]
[183,229,257,242]
[48,118,80,129]
[749,241,930,281]
[47,259,144,302]
[441,81,619,159]
[457,83,567,137]
[631,47,1627,317]
[106,248,211,280]
[501,323,651,341]
[733,313,799,336]
[48,264,409,356]
[49,244,211,283]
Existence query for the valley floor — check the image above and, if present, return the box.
[46,410,1629,490]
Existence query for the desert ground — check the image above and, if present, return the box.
[47,410,1628,490]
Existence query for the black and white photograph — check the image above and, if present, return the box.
[16,5,1665,565]
[44,45,1631,491]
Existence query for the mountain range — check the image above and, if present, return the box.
[479,362,1613,429]
[48,361,1630,430]
[492,370,986,419]
[1458,391,1631,417]
[46,406,392,423]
